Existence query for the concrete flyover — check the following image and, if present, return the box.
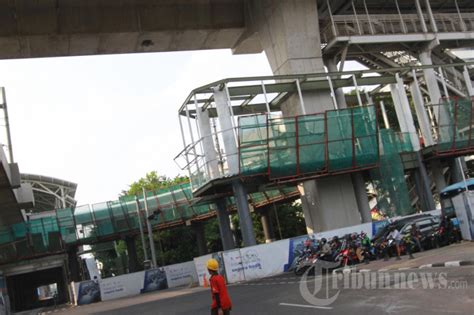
[0,0,262,59]
[1,0,473,241]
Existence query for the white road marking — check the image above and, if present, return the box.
[419,264,432,269]
[280,302,333,310]
[445,261,461,267]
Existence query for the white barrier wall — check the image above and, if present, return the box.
[194,254,213,286]
[72,268,168,305]
[99,272,144,301]
[72,222,379,301]
[240,239,289,282]
[222,249,245,284]
[164,261,198,288]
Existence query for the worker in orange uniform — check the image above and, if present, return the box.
[207,258,232,315]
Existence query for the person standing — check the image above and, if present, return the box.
[207,259,232,315]
[385,226,402,260]
[410,223,423,252]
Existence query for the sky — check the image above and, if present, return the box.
[0,50,274,205]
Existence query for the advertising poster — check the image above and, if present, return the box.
[76,280,101,305]
[285,234,314,272]
[164,261,198,288]
[140,268,168,293]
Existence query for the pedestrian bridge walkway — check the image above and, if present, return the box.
[0,183,299,265]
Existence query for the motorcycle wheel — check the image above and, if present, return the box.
[294,266,308,276]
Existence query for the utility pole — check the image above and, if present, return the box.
[142,187,158,268]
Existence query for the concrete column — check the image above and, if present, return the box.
[410,77,434,147]
[249,0,362,233]
[419,51,442,107]
[213,87,238,174]
[125,236,139,273]
[463,66,474,96]
[258,207,276,243]
[232,179,257,247]
[247,0,333,115]
[351,173,372,223]
[213,87,256,247]
[196,105,220,179]
[431,159,447,206]
[325,58,347,109]
[215,199,235,250]
[415,152,436,211]
[450,157,466,184]
[192,222,208,256]
[390,79,435,211]
[390,77,420,150]
[67,246,81,282]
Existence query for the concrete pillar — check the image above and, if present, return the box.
[125,236,139,273]
[67,246,81,282]
[419,51,442,107]
[249,0,362,233]
[213,87,238,174]
[390,78,435,211]
[431,159,447,207]
[325,58,347,109]
[213,87,256,247]
[450,157,466,184]
[390,77,420,150]
[351,173,372,223]
[232,179,257,247]
[196,105,220,179]
[463,66,474,96]
[410,77,434,147]
[415,152,436,211]
[192,222,208,256]
[258,207,276,243]
[215,199,235,250]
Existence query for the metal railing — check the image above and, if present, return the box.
[321,12,474,43]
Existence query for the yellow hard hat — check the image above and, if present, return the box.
[207,258,219,271]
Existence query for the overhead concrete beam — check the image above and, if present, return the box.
[0,0,248,59]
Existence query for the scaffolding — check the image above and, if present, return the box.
[239,105,379,181]
[0,183,299,265]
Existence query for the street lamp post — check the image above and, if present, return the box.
[142,187,158,268]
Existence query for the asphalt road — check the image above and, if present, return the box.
[63,266,473,315]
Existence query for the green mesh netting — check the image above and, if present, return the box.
[0,181,298,265]
[239,105,378,178]
[371,129,414,217]
[437,98,474,152]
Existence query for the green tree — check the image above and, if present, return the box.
[122,172,197,269]
[123,171,188,196]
